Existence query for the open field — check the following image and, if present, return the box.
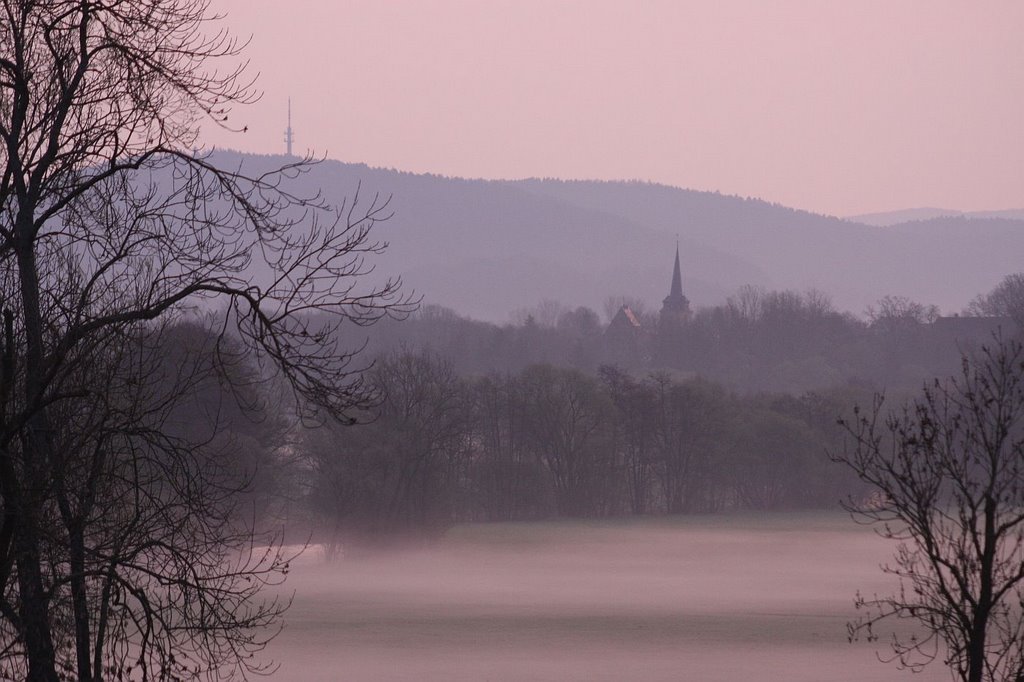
[269,513,947,681]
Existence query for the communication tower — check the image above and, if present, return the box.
[284,98,295,156]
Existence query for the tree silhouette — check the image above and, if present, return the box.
[836,337,1024,682]
[0,1,411,679]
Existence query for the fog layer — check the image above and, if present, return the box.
[271,514,944,681]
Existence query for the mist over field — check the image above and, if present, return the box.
[270,515,946,682]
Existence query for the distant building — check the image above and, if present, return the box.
[659,242,691,327]
[604,305,646,366]
[654,243,691,367]
[930,314,1017,348]
[602,241,701,368]
[609,305,643,333]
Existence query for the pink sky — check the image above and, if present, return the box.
[203,1,1023,217]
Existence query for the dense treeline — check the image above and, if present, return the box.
[354,278,1021,395]
[300,351,870,544]
[176,275,1024,547]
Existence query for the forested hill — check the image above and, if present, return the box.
[848,207,1024,226]
[210,150,1024,321]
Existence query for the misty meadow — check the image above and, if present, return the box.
[2,2,1024,682]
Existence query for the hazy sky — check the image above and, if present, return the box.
[203,1,1023,217]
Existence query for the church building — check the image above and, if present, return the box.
[659,242,691,327]
[603,242,691,368]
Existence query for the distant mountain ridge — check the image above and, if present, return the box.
[208,151,1024,323]
[848,207,1024,227]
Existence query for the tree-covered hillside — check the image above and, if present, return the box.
[209,150,1024,322]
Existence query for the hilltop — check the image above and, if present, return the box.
[209,151,1024,322]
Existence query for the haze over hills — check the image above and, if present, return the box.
[848,207,1024,227]
[210,150,1024,323]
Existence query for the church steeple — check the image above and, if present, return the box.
[669,241,683,299]
[660,239,691,323]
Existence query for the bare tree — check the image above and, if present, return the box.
[727,284,765,324]
[729,407,819,510]
[599,366,655,515]
[0,1,411,680]
[470,372,546,522]
[866,294,941,328]
[835,337,1024,682]
[520,365,616,516]
[510,299,567,328]
[648,374,727,513]
[967,273,1024,331]
[305,351,470,546]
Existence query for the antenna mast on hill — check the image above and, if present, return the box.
[284,97,294,156]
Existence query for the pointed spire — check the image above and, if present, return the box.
[669,239,682,298]
[661,236,691,321]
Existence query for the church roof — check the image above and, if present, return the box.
[609,305,642,329]
[620,306,641,327]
